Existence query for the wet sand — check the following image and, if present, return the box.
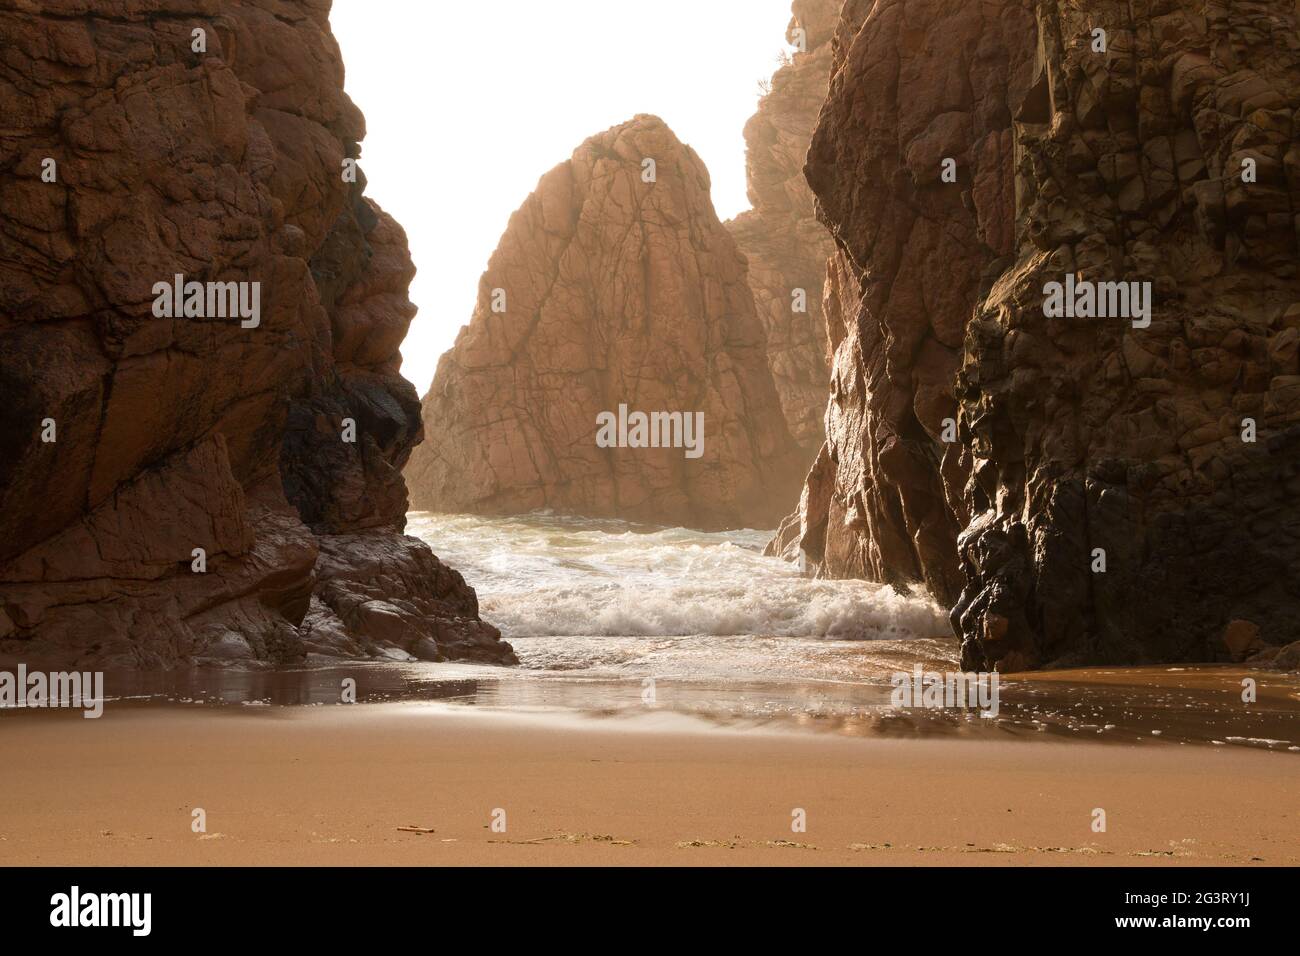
[59,658,1300,747]
[0,703,1295,866]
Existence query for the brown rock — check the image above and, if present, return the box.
[776,0,1300,669]
[406,115,804,530]
[1222,620,1263,661]
[725,0,839,455]
[1248,638,1300,671]
[302,534,507,664]
[0,0,513,668]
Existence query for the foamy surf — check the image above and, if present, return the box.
[406,512,950,644]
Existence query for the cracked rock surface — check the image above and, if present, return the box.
[778,0,1300,669]
[406,114,805,531]
[725,0,839,458]
[0,0,514,667]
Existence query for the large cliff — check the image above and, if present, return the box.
[725,0,839,456]
[782,0,1300,669]
[406,114,805,531]
[0,0,514,667]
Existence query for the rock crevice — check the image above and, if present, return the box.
[725,0,840,456]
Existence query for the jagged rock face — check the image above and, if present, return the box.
[784,0,1300,669]
[776,0,1029,603]
[406,115,804,531]
[725,0,839,455]
[0,0,513,668]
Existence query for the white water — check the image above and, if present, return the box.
[408,512,954,685]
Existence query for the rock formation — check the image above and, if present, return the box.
[0,0,514,667]
[725,0,839,456]
[406,114,804,531]
[778,0,1300,669]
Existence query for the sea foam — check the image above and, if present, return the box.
[408,512,950,641]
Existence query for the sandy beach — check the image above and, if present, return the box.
[0,704,1294,867]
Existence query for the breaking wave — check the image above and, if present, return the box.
[407,512,949,642]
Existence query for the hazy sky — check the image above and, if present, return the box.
[330,0,798,397]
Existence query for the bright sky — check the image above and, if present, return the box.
[330,0,798,397]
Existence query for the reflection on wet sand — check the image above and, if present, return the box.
[19,660,1293,751]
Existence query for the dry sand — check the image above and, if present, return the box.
[0,704,1295,866]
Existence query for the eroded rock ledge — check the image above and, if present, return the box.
[780,0,1300,669]
[0,0,514,667]
[406,114,805,531]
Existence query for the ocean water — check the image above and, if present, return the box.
[393,513,1299,746]
[406,511,956,684]
[33,511,1294,747]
